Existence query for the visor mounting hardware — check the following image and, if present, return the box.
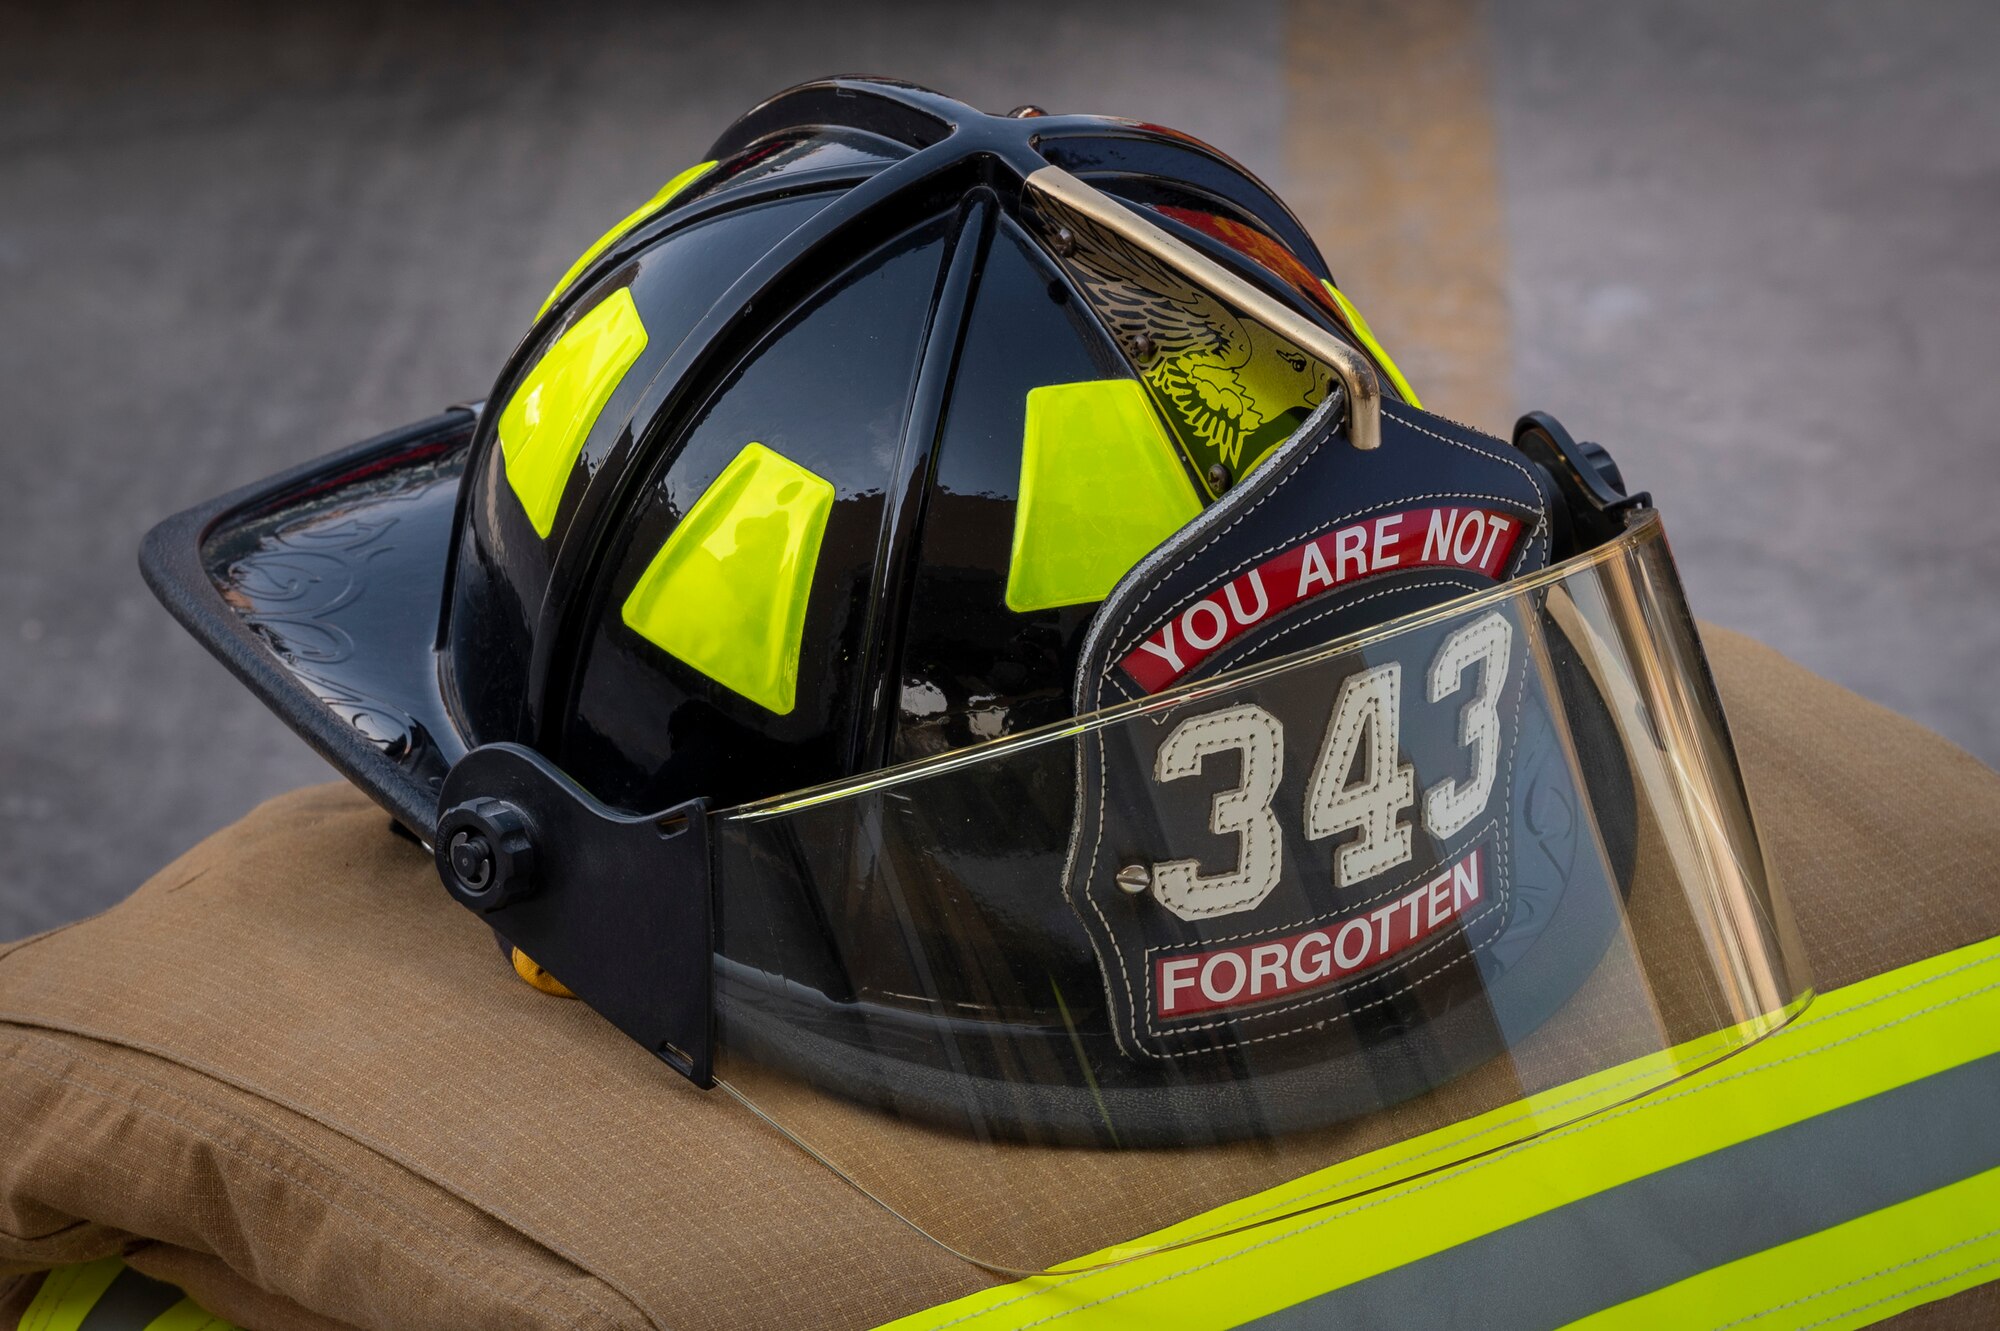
[435,797,537,912]
[1206,462,1233,495]
[435,743,717,1088]
[1050,227,1075,258]
[1132,332,1157,364]
[447,831,492,891]
[1115,863,1153,896]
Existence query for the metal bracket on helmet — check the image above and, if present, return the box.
[1022,165,1384,452]
[435,744,716,1086]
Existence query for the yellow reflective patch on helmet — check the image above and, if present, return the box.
[1005,380,1203,613]
[622,442,834,715]
[497,286,650,539]
[537,160,717,320]
[1322,280,1423,409]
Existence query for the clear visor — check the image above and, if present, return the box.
[709,511,1809,1274]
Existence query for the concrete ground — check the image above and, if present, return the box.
[2,0,1995,938]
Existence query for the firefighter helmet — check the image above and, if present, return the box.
[145,78,1806,1274]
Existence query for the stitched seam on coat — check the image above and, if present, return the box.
[3,1037,614,1331]
[0,1029,637,1331]
[0,1017,666,1326]
[995,979,2000,1330]
[1781,1255,2000,1331]
[1708,1223,2000,1330]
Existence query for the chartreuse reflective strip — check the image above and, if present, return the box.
[879,933,2000,1331]
[498,285,649,538]
[1567,1164,2000,1331]
[20,1258,237,1331]
[622,442,834,715]
[1005,380,1203,613]
[536,160,716,320]
[19,1257,121,1331]
[1321,279,1423,409]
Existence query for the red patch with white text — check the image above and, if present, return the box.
[1153,844,1487,1019]
[1119,507,1522,693]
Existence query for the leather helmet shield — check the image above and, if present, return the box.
[1066,397,1581,1064]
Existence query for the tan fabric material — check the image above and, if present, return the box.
[2,627,1998,1331]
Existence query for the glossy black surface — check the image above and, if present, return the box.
[693,128,912,203]
[890,216,1127,763]
[556,216,949,810]
[433,76,1414,795]
[141,412,478,833]
[206,443,468,780]
[446,188,843,747]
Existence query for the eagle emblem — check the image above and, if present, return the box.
[1045,205,1332,497]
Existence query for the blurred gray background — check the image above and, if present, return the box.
[4,0,1996,939]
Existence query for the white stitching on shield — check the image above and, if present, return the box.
[1092,598,1530,1056]
[1142,818,1502,951]
[1099,492,1536,707]
[1138,819,1502,1037]
[1098,402,1550,702]
[1066,405,1552,1060]
[1199,578,1482,679]
[1147,704,1286,918]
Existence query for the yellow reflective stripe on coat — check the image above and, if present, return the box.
[135,1299,230,1331]
[20,1257,121,1331]
[19,1259,238,1331]
[1569,1165,2000,1331]
[537,160,716,320]
[878,933,2000,1330]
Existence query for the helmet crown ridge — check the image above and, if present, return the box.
[449,78,1405,815]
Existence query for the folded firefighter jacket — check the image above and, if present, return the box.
[3,628,1999,1331]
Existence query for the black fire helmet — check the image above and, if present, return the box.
[144,78,1804,1215]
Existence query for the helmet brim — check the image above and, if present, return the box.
[141,408,478,838]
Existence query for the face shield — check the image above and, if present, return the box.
[702,504,1806,1272]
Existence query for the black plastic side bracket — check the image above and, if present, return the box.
[435,743,715,1086]
[1513,410,1653,559]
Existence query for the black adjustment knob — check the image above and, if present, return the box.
[435,797,537,911]
[1575,438,1628,497]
